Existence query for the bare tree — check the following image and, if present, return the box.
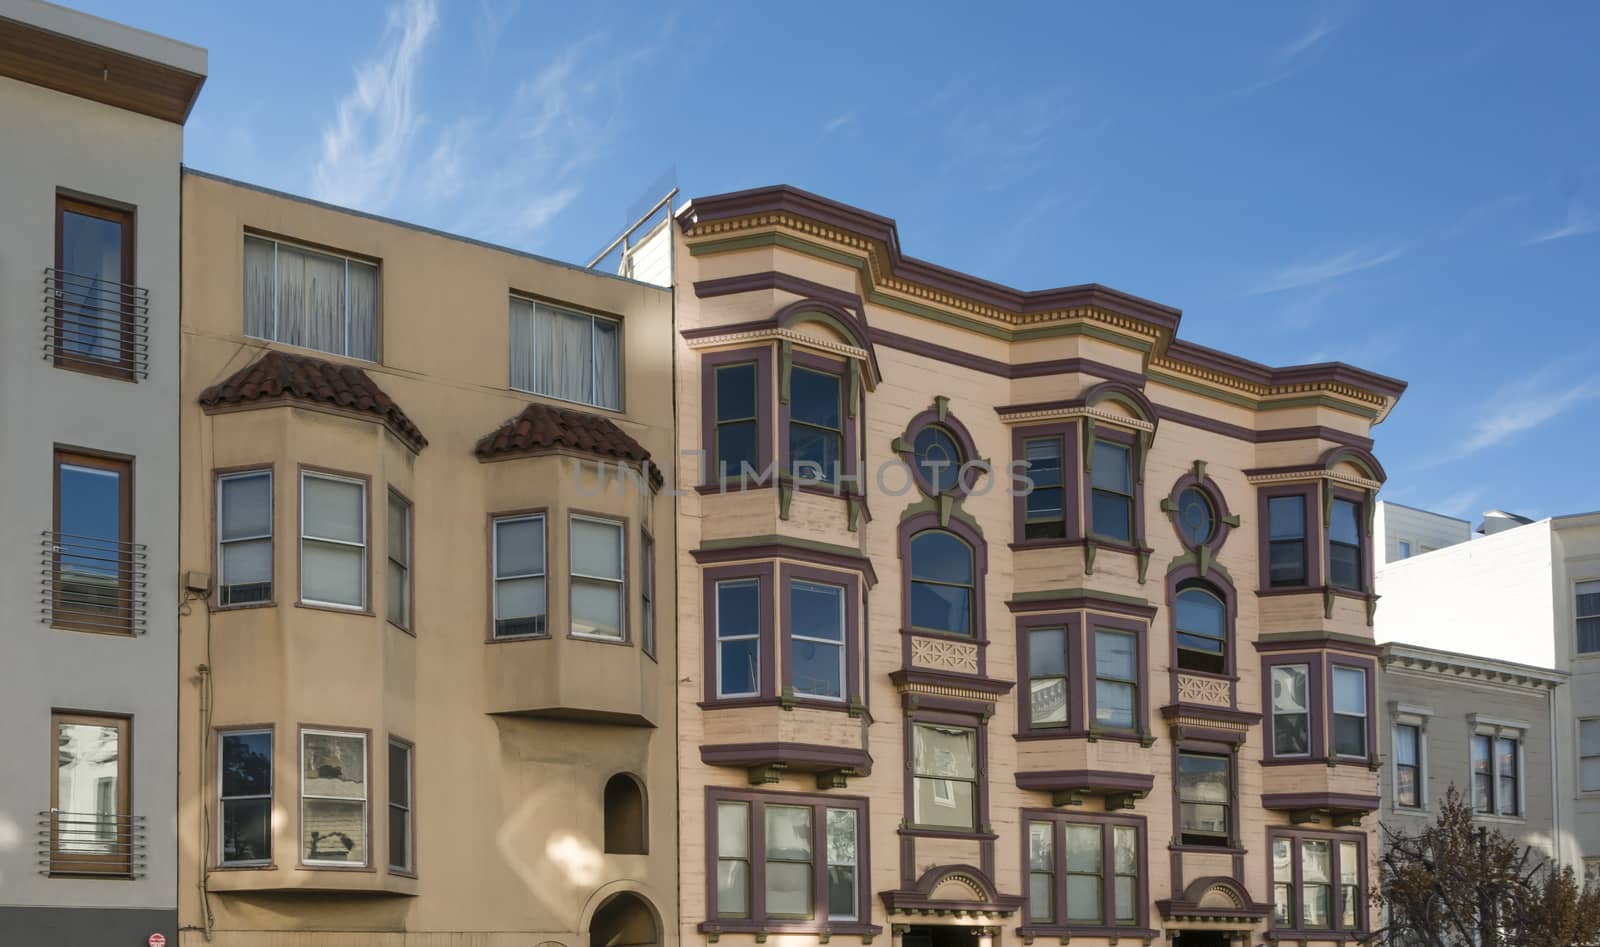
[1377,786,1600,947]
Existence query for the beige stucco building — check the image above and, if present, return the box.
[176,170,677,945]
[671,186,1404,947]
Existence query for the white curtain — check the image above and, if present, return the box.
[302,250,345,355]
[347,260,379,359]
[243,237,275,340]
[593,317,619,409]
[275,247,306,347]
[509,298,536,391]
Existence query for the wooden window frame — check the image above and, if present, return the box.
[297,468,370,613]
[215,467,274,609]
[489,510,549,640]
[216,725,274,868]
[1088,434,1135,544]
[54,195,137,379]
[52,448,134,635]
[386,489,413,633]
[1019,810,1150,936]
[49,711,133,876]
[1268,828,1368,935]
[387,736,415,875]
[299,726,371,870]
[568,512,628,642]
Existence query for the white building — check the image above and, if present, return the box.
[0,1,204,941]
[1373,501,1471,564]
[1374,509,1600,880]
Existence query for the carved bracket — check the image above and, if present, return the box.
[747,763,786,785]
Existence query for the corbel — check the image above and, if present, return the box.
[1082,419,1097,471]
[1196,544,1212,579]
[820,930,832,945]
[1322,480,1334,528]
[1084,540,1097,575]
[1051,789,1086,807]
[848,495,862,532]
[847,695,865,719]
[755,930,769,944]
[780,685,797,710]
[1365,594,1378,627]
[1192,459,1207,482]
[1323,587,1335,619]
[779,480,794,520]
[747,764,785,785]
[1136,547,1150,584]
[705,928,721,943]
[1290,809,1322,825]
[778,340,793,404]
[816,770,849,791]
[934,394,950,421]
[1106,790,1146,811]
[847,359,860,419]
[938,494,953,527]
[1222,512,1241,529]
[1138,729,1156,749]
[1332,811,1364,828]
[1136,430,1151,484]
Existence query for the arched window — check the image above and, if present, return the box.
[1174,582,1227,674]
[909,530,974,636]
[603,773,647,854]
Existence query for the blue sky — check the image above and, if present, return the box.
[82,0,1599,521]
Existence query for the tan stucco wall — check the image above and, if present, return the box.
[674,216,1392,946]
[177,172,676,944]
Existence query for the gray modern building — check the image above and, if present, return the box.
[0,1,204,940]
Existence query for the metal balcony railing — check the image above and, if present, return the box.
[37,810,146,877]
[42,267,150,378]
[40,531,148,634]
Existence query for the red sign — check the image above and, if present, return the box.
[149,935,166,947]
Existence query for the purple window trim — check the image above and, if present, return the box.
[1266,827,1369,935]
[898,510,989,673]
[1015,613,1086,738]
[1260,652,1327,763]
[1011,421,1081,547]
[1088,427,1145,547]
[1086,614,1152,740]
[1018,808,1152,934]
[1165,564,1239,706]
[699,346,775,489]
[702,562,777,704]
[899,406,983,500]
[700,785,878,934]
[1164,470,1234,555]
[903,705,992,837]
[1326,654,1378,763]
[1256,482,1321,592]
[779,350,860,490]
[1328,486,1373,593]
[779,563,863,707]
[1171,739,1241,852]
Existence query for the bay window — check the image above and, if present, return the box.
[1331,665,1368,758]
[1266,493,1308,587]
[788,365,843,483]
[1022,435,1067,539]
[1271,831,1366,933]
[386,490,411,630]
[301,728,367,867]
[1177,752,1230,847]
[1089,438,1133,542]
[218,470,272,606]
[388,739,413,873]
[708,792,868,929]
[715,578,761,698]
[1270,664,1311,757]
[570,515,624,640]
[492,513,546,638]
[1328,497,1363,590]
[300,471,367,610]
[1024,814,1144,931]
[787,580,844,700]
[219,728,272,866]
[244,235,379,361]
[1093,629,1138,731]
[1028,627,1069,729]
[509,296,621,410]
[911,723,977,831]
[713,362,759,478]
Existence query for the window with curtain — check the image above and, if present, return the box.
[911,723,978,831]
[1093,629,1138,731]
[218,470,272,606]
[716,801,752,917]
[570,515,624,639]
[387,491,411,630]
[788,580,844,700]
[300,472,367,610]
[1174,583,1226,674]
[1177,752,1230,847]
[1270,664,1310,757]
[492,514,546,637]
[825,808,858,922]
[908,530,974,636]
[766,805,812,917]
[1022,435,1066,539]
[508,296,621,410]
[1267,494,1309,586]
[1330,666,1367,758]
[1028,627,1069,728]
[1090,439,1133,542]
[1394,724,1421,807]
[301,729,367,866]
[243,235,379,360]
[1028,821,1055,922]
[220,729,272,865]
[716,579,761,697]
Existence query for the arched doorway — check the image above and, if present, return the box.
[589,891,659,947]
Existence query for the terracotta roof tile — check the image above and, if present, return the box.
[476,401,659,485]
[198,349,428,453]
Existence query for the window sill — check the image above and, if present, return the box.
[212,601,278,613]
[1472,813,1526,825]
[294,601,374,618]
[1017,925,1157,939]
[386,619,415,637]
[568,632,632,647]
[389,867,418,880]
[210,861,276,871]
[49,622,136,638]
[1169,843,1247,855]
[1268,928,1367,940]
[899,826,998,841]
[1008,537,1077,552]
[699,920,882,937]
[53,357,139,383]
[486,632,552,644]
[698,696,867,718]
[296,862,375,873]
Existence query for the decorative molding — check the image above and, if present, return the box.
[911,637,980,674]
[994,403,1157,431]
[684,325,870,363]
[1176,673,1231,707]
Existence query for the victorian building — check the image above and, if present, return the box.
[671,186,1404,947]
[174,170,677,945]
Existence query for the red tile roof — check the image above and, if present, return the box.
[198,349,428,453]
[476,401,659,485]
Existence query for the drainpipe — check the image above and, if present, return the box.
[1549,682,1562,869]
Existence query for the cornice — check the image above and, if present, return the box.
[1379,643,1567,690]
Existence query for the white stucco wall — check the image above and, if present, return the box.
[0,72,185,912]
[1374,500,1472,563]
[1551,514,1600,871]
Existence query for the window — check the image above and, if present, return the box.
[913,425,962,494]
[911,723,977,831]
[52,450,133,632]
[1028,628,1069,729]
[492,513,546,637]
[1090,439,1133,542]
[1581,719,1600,793]
[1394,724,1421,808]
[1174,583,1226,674]
[1471,732,1520,816]
[1586,858,1600,892]
[1093,629,1138,731]
[711,793,865,927]
[386,491,411,630]
[713,362,759,478]
[908,530,974,636]
[570,515,624,639]
[1578,580,1600,654]
[641,533,655,657]
[1328,498,1363,590]
[789,365,842,483]
[244,234,379,360]
[50,712,131,875]
[1272,833,1365,932]
[1496,737,1519,816]
[1177,753,1230,847]
[387,739,412,872]
[300,471,367,610]
[301,729,367,866]
[1471,734,1492,813]
[789,580,845,700]
[218,470,272,606]
[219,729,272,866]
[1025,817,1142,929]
[715,579,761,698]
[1396,540,1412,559]
[509,297,620,410]
[55,196,136,373]
[1331,666,1368,758]
[1267,494,1308,586]
[1022,436,1066,539]
[1270,664,1311,757]
[1177,487,1215,546]
[604,774,647,855]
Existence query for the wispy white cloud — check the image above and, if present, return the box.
[473,0,522,65]
[1276,15,1340,62]
[822,110,858,137]
[1239,11,1344,94]
[1528,204,1600,243]
[1461,376,1598,454]
[1440,193,1527,240]
[1247,241,1407,295]
[1425,487,1485,520]
[938,87,1093,189]
[312,0,439,210]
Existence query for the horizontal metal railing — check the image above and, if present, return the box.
[37,810,147,877]
[42,267,150,378]
[40,531,148,634]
